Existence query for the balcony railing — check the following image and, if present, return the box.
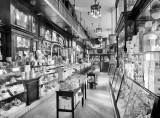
[45,0,89,39]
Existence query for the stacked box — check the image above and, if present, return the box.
[143,33,157,52]
[132,35,137,54]
[137,31,143,53]
[144,21,152,34]
[144,61,150,88]
[146,53,160,95]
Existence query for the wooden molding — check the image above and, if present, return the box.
[132,0,153,20]
[115,11,132,34]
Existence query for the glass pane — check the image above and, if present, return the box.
[123,82,157,118]
[117,76,133,118]
[117,0,124,21]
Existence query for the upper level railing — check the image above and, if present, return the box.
[46,0,89,39]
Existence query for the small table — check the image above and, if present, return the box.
[56,83,87,118]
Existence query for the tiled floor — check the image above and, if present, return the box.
[20,71,115,118]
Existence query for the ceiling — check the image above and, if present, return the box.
[29,0,116,47]
[69,0,116,39]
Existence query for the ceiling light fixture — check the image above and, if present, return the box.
[91,0,101,18]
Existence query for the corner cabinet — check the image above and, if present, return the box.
[109,67,160,118]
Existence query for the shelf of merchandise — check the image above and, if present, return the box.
[0,102,27,118]
[0,76,28,118]
[0,90,27,102]
[0,64,91,118]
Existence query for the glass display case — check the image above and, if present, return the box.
[110,68,160,118]
[112,68,124,101]
[109,64,117,83]
[0,68,27,118]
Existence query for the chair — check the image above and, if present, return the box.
[87,72,97,89]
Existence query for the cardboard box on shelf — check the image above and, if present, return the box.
[144,33,157,40]
[143,33,158,52]
[143,41,151,52]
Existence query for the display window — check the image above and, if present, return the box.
[44,30,52,41]
[12,34,31,61]
[40,26,46,37]
[14,8,29,30]
[58,36,64,46]
[40,26,52,41]
[43,41,52,56]
[52,31,57,42]
[32,16,36,34]
[72,40,76,49]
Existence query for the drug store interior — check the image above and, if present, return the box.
[1,0,160,118]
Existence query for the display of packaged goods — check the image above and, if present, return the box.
[143,33,158,52]
[0,99,26,118]
[0,91,11,101]
[39,72,58,97]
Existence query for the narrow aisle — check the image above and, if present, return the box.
[20,72,115,118]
